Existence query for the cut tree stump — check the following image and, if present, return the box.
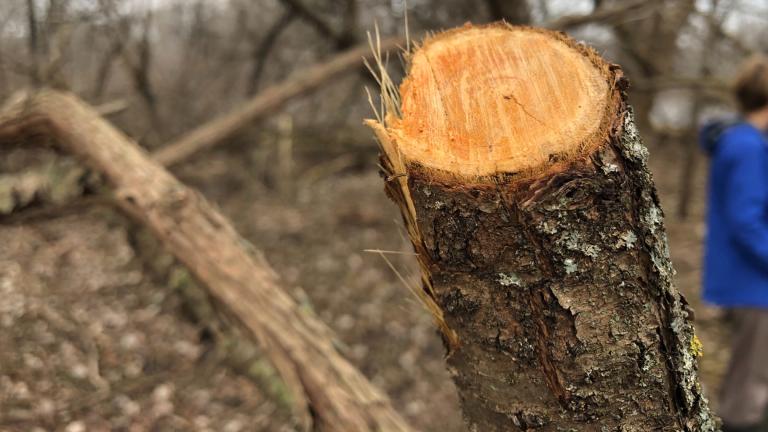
[0,90,413,432]
[367,24,717,431]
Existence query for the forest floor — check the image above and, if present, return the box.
[0,135,729,432]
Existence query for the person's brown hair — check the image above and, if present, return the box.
[734,55,768,113]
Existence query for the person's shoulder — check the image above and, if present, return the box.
[721,122,763,140]
[718,123,766,157]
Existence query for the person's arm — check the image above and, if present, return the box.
[722,135,768,268]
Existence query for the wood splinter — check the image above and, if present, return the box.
[367,24,717,431]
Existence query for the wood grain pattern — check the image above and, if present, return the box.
[389,25,613,178]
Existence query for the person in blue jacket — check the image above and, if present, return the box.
[702,56,768,432]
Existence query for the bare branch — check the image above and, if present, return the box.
[546,0,653,30]
[279,0,339,42]
[631,75,729,93]
[698,10,755,56]
[25,0,40,85]
[153,37,404,167]
[278,0,357,49]
[247,10,296,95]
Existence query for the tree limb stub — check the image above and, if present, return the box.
[152,37,403,167]
[0,90,413,432]
[367,24,717,431]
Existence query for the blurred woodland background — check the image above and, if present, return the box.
[0,0,765,430]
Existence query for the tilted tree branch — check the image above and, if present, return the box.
[152,37,404,167]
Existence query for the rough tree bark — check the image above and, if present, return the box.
[0,90,413,432]
[367,24,717,431]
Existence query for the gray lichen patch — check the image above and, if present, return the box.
[558,231,583,250]
[642,203,663,235]
[601,162,620,175]
[598,148,621,175]
[619,109,649,164]
[563,258,578,275]
[537,220,558,235]
[597,148,621,175]
[616,230,637,249]
[497,272,523,287]
[426,200,447,210]
[556,231,601,259]
[582,245,601,259]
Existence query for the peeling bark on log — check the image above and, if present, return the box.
[368,24,717,431]
[0,90,413,432]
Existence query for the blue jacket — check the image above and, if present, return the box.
[702,121,768,307]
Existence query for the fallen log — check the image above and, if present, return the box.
[153,37,403,167]
[0,90,413,432]
[367,24,716,431]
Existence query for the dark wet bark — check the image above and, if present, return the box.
[381,107,717,431]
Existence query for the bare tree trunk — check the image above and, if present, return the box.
[339,0,359,49]
[115,10,161,136]
[676,98,706,219]
[91,39,122,99]
[368,24,716,431]
[677,0,722,219]
[609,0,695,135]
[0,90,414,432]
[485,0,531,24]
[25,0,41,86]
[278,0,357,49]
[247,10,295,95]
[132,13,158,113]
